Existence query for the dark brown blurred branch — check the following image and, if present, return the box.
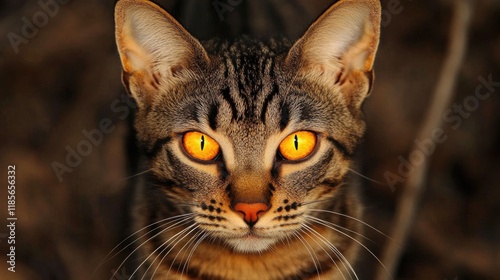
[375,0,473,279]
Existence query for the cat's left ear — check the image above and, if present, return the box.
[286,0,381,109]
[115,0,209,107]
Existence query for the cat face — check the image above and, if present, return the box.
[115,0,380,254]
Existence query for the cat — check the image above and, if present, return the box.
[113,0,381,278]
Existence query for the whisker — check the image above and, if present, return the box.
[292,231,321,279]
[112,217,194,280]
[304,214,377,245]
[168,229,203,279]
[308,209,395,242]
[138,224,198,279]
[95,213,193,278]
[121,169,153,181]
[162,225,201,279]
[299,227,346,280]
[346,168,385,185]
[280,233,294,253]
[302,224,355,280]
[180,231,208,279]
[307,216,393,280]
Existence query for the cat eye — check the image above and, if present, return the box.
[183,131,220,161]
[278,131,317,161]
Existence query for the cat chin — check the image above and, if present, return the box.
[225,236,278,253]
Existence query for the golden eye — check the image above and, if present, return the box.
[279,131,317,161]
[183,131,220,161]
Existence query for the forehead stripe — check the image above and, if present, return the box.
[260,83,279,124]
[221,86,238,122]
[280,103,290,131]
[208,102,219,130]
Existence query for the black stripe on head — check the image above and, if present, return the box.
[145,137,171,159]
[208,102,219,130]
[237,56,260,119]
[221,86,237,122]
[260,83,279,124]
[326,136,354,158]
[280,102,290,131]
[184,102,200,124]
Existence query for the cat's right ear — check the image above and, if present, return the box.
[115,0,209,107]
[286,0,381,110]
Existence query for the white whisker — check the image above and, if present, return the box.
[97,213,193,276]
[346,168,385,185]
[121,169,153,181]
[302,224,355,280]
[307,216,393,280]
[112,217,194,280]
[308,209,394,242]
[167,229,204,279]
[162,225,201,279]
[300,227,347,280]
[292,231,321,279]
[138,224,198,279]
[181,232,209,279]
[304,214,377,245]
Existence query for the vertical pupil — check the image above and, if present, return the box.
[201,135,205,151]
[294,134,299,150]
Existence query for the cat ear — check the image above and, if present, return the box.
[115,0,209,106]
[287,0,381,108]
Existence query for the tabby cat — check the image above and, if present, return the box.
[113,0,381,278]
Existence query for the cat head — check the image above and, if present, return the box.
[115,0,380,253]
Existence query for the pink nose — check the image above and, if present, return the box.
[233,203,269,225]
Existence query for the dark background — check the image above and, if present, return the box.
[0,0,499,279]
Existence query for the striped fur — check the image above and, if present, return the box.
[114,0,380,279]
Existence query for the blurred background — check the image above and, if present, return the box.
[0,0,499,279]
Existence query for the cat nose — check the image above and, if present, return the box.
[233,203,269,226]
